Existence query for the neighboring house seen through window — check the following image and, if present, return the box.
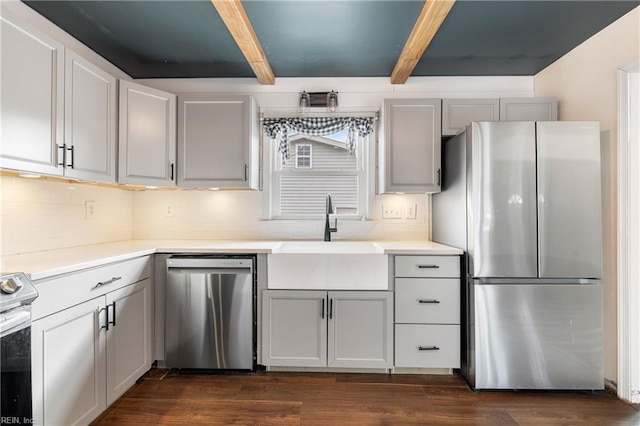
[266,128,375,219]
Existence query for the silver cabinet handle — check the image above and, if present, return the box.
[417,265,439,269]
[418,346,440,351]
[418,299,440,304]
[94,276,122,289]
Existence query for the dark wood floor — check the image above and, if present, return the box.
[92,369,640,425]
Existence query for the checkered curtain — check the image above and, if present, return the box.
[263,117,374,162]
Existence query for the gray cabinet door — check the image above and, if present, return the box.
[0,14,64,175]
[383,98,441,193]
[105,279,153,405]
[499,97,558,121]
[327,291,393,368]
[178,94,258,189]
[64,50,117,182]
[119,81,176,186]
[31,297,107,426]
[262,290,327,367]
[442,98,499,136]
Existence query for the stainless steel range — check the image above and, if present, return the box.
[0,272,39,421]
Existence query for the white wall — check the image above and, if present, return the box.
[0,176,133,256]
[534,6,640,384]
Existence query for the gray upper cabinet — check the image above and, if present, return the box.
[499,97,558,121]
[119,80,176,186]
[64,50,117,183]
[0,13,64,176]
[382,98,442,194]
[442,98,499,136]
[177,94,259,189]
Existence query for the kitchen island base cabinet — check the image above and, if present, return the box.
[31,278,152,426]
[262,290,393,369]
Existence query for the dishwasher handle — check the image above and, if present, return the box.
[167,267,252,275]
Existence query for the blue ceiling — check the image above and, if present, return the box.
[23,0,639,80]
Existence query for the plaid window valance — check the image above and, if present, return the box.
[263,117,375,162]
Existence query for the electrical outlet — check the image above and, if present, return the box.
[382,205,401,219]
[406,204,417,219]
[85,201,96,219]
[164,203,174,217]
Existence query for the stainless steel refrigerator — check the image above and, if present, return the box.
[432,121,603,390]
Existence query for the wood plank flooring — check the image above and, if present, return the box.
[92,370,640,425]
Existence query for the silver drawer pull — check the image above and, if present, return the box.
[94,276,122,288]
[418,299,440,304]
[418,346,440,351]
[417,265,439,269]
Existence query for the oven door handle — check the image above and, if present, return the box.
[0,307,31,337]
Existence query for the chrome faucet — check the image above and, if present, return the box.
[324,194,338,241]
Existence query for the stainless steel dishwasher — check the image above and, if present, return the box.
[165,256,255,370]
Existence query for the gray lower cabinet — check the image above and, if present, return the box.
[177,94,259,189]
[394,255,461,369]
[382,98,442,193]
[262,290,393,368]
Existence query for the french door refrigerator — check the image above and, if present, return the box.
[432,121,603,390]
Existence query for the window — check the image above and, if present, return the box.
[295,144,312,169]
[264,125,376,220]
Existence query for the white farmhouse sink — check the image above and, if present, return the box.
[275,241,384,254]
[268,241,388,290]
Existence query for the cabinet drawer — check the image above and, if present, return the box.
[32,256,150,320]
[394,324,460,368]
[395,256,460,278]
[395,278,460,324]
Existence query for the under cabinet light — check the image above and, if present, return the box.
[19,172,41,179]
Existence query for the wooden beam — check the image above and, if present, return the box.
[210,0,275,85]
[391,0,456,84]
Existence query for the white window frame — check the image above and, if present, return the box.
[295,143,312,169]
[262,123,376,221]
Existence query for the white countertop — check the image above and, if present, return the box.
[1,239,462,281]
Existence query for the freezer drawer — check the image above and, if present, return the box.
[395,278,460,324]
[471,281,603,390]
[395,324,460,368]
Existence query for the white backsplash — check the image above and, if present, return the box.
[132,190,430,241]
[1,176,430,256]
[0,176,133,256]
